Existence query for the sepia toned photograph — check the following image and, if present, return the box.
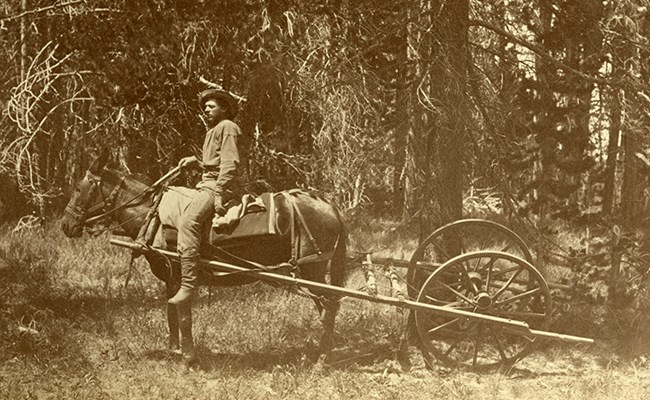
[1,1,648,399]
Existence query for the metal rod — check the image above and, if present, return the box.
[527,329,594,344]
[111,239,594,345]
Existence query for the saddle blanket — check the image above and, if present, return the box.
[151,187,277,249]
[212,194,266,229]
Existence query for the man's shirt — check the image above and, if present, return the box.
[196,119,241,194]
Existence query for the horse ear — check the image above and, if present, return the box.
[89,149,110,174]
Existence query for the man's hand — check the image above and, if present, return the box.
[213,194,227,216]
[178,156,199,169]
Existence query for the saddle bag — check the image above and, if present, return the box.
[209,192,277,245]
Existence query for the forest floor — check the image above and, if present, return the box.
[1,221,649,400]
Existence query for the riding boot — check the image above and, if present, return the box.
[169,257,198,305]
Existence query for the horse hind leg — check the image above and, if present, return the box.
[317,293,340,363]
[317,232,347,363]
[309,253,345,363]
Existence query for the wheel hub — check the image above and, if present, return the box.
[475,292,493,309]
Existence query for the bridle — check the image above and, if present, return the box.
[64,166,181,232]
[64,170,150,229]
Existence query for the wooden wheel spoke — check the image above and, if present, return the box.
[487,326,509,362]
[494,287,542,306]
[459,240,469,256]
[492,267,524,301]
[476,255,499,274]
[433,278,464,289]
[432,242,451,261]
[462,259,474,273]
[444,339,460,357]
[435,281,478,306]
[471,253,485,271]
[500,243,513,253]
[457,258,471,275]
[472,324,483,366]
[485,265,519,278]
[424,294,453,305]
[426,318,460,335]
[486,263,493,291]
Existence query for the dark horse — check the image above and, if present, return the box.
[60,151,347,365]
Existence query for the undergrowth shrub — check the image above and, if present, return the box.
[539,220,650,354]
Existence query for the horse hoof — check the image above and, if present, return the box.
[317,354,329,364]
[312,354,331,374]
[183,353,199,369]
[168,348,182,356]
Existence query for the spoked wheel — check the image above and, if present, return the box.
[414,251,552,370]
[407,219,533,300]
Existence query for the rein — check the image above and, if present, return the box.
[70,166,181,229]
[84,181,152,225]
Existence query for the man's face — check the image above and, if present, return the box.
[203,99,227,127]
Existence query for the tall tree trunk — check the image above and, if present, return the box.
[620,112,645,226]
[530,0,556,268]
[621,9,650,227]
[393,15,408,219]
[394,7,419,221]
[602,86,621,215]
[417,0,468,237]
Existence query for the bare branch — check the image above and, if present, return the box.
[469,19,624,89]
[3,41,93,210]
[198,76,247,103]
[1,0,85,23]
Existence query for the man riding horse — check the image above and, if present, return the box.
[169,89,241,305]
[61,88,347,366]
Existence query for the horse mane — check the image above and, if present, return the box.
[101,164,152,191]
[126,172,153,186]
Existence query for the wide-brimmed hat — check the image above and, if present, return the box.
[198,89,238,118]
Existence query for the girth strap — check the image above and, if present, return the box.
[280,192,322,263]
[281,192,297,264]
[136,188,166,245]
[280,192,322,266]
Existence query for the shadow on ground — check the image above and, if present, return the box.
[142,338,418,374]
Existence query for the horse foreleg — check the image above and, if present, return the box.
[176,300,198,366]
[166,283,181,352]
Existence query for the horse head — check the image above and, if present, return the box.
[61,150,127,238]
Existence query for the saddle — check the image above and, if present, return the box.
[146,188,278,251]
[210,192,277,243]
[141,187,331,268]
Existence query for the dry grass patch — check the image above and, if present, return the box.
[0,221,648,399]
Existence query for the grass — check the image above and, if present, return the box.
[1,220,650,399]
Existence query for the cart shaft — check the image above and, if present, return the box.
[111,239,594,345]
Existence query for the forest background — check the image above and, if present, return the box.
[3,0,650,347]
